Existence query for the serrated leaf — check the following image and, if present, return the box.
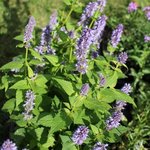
[29,49,43,61]
[14,35,23,41]
[0,61,24,70]
[44,55,59,66]
[38,113,53,127]
[2,98,15,114]
[52,77,74,96]
[10,80,30,89]
[99,88,136,106]
[27,65,34,78]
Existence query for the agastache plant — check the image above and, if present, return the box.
[118,52,128,64]
[110,24,124,48]
[24,16,36,48]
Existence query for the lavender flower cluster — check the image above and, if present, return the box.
[128,2,138,13]
[22,90,36,120]
[24,16,36,48]
[0,139,17,150]
[106,83,131,130]
[143,6,150,20]
[72,126,108,149]
[71,125,89,145]
[80,83,90,96]
[78,0,106,26]
[35,12,57,55]
[110,24,124,48]
[75,15,107,74]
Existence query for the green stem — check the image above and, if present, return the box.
[25,48,29,76]
[69,47,73,62]
[63,7,73,26]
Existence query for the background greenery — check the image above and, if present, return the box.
[0,0,150,149]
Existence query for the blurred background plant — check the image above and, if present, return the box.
[0,0,150,149]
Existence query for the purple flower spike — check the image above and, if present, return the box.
[115,100,127,110]
[76,58,88,74]
[1,139,17,150]
[22,90,36,120]
[144,35,150,42]
[106,110,123,130]
[72,126,89,145]
[92,15,107,43]
[24,16,36,48]
[80,83,90,96]
[78,2,98,26]
[110,24,124,48]
[93,142,108,150]
[118,52,128,64]
[128,2,138,13]
[78,0,107,26]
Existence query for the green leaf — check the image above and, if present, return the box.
[58,31,69,41]
[60,135,77,150]
[49,111,72,134]
[2,98,15,114]
[99,88,136,106]
[27,65,34,78]
[10,80,30,89]
[63,0,71,5]
[84,98,111,112]
[0,61,24,70]
[1,75,9,91]
[44,55,59,66]
[90,124,99,135]
[29,49,43,61]
[52,77,74,96]
[104,71,118,88]
[16,90,23,109]
[38,113,53,127]
[14,35,23,41]
[35,127,44,141]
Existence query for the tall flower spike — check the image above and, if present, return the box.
[72,126,89,145]
[78,0,107,26]
[75,27,93,74]
[24,16,36,48]
[93,142,108,150]
[118,52,128,64]
[106,110,123,130]
[1,139,17,150]
[22,90,36,120]
[128,2,138,13]
[80,83,90,96]
[92,15,107,43]
[110,24,124,48]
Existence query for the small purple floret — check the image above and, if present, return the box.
[72,126,89,145]
[93,142,108,150]
[144,35,150,42]
[99,74,106,87]
[80,83,90,96]
[1,139,17,150]
[143,6,150,20]
[118,52,128,64]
